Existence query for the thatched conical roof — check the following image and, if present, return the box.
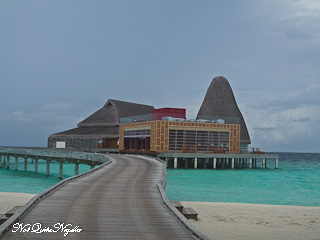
[197,76,251,144]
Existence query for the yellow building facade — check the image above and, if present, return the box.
[119,120,240,154]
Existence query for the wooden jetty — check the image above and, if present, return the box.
[0,148,108,179]
[0,154,209,240]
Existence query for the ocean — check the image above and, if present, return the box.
[166,152,320,206]
[1,152,320,206]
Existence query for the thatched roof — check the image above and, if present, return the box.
[49,126,119,138]
[50,99,154,138]
[78,99,155,127]
[197,76,251,144]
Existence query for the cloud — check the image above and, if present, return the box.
[42,101,72,112]
[266,0,320,42]
[0,110,82,146]
[242,88,320,152]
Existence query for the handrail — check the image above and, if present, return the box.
[137,154,211,240]
[0,148,106,162]
[0,154,111,237]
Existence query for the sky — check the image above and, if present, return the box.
[0,0,319,153]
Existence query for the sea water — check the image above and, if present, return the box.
[1,153,320,206]
[0,160,90,194]
[166,153,320,206]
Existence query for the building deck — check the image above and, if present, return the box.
[159,152,279,169]
[2,155,199,240]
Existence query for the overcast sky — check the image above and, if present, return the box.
[0,0,319,153]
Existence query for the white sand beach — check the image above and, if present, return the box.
[182,201,320,240]
[0,192,37,214]
[1,192,319,240]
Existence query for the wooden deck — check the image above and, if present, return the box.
[2,155,198,239]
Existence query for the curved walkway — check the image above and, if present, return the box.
[2,155,196,239]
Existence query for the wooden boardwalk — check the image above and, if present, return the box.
[2,155,196,239]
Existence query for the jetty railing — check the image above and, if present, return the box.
[0,147,110,178]
[0,153,112,237]
[137,155,211,240]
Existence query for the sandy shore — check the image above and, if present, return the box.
[0,192,37,214]
[182,201,320,240]
[1,193,319,240]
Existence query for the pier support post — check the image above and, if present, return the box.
[213,158,217,169]
[34,158,38,174]
[249,158,252,169]
[204,159,207,169]
[194,158,198,169]
[75,163,79,175]
[46,160,50,177]
[185,158,188,168]
[165,158,168,168]
[59,162,63,179]
[15,156,18,170]
[6,156,10,169]
[24,158,27,171]
[262,158,266,169]
[174,157,177,169]
[231,158,235,169]
[275,159,278,169]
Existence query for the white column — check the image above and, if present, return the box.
[34,158,38,174]
[231,158,235,169]
[262,158,266,169]
[165,158,168,168]
[74,163,79,175]
[15,156,18,170]
[275,159,278,169]
[249,158,252,169]
[46,160,50,176]
[213,158,217,169]
[194,158,198,169]
[59,162,63,179]
[174,157,178,169]
[24,158,27,171]
[6,156,10,169]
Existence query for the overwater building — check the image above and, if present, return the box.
[197,76,251,152]
[48,76,250,153]
[48,99,154,149]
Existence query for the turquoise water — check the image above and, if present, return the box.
[1,153,320,206]
[165,153,320,206]
[0,159,90,194]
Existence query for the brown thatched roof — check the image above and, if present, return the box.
[197,76,251,144]
[78,99,155,127]
[50,99,154,138]
[49,126,119,138]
